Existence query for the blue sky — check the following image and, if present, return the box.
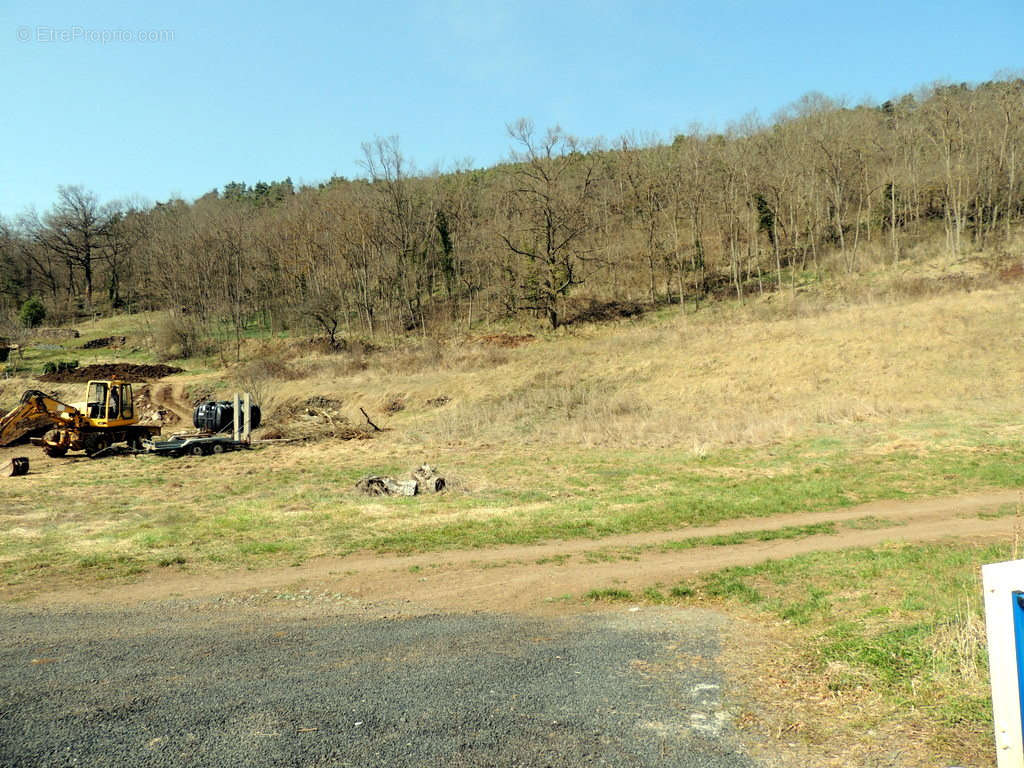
[1,0,1021,217]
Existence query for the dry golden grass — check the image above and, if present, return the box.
[10,281,1017,459]
[231,286,1024,455]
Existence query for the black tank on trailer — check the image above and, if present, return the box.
[193,400,261,433]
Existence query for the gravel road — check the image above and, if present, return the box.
[0,600,758,767]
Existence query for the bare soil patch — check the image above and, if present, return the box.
[39,363,183,383]
[563,298,645,325]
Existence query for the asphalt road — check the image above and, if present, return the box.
[0,601,759,767]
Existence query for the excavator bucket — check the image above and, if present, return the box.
[3,456,29,477]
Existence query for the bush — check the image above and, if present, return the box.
[152,312,215,361]
[42,360,78,375]
[19,297,46,328]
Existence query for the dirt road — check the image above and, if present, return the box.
[24,489,1019,613]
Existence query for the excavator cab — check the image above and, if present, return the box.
[86,380,135,426]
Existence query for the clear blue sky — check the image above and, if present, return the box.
[1,0,1021,218]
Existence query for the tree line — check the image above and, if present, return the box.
[2,78,1022,348]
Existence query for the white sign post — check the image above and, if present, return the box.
[983,559,1024,768]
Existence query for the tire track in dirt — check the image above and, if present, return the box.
[24,490,1021,613]
[142,375,206,426]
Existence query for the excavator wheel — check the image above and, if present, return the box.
[41,429,68,458]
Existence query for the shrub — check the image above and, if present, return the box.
[153,312,215,361]
[42,360,78,375]
[19,297,46,328]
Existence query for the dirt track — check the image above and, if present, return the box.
[25,490,1021,613]
[143,375,201,425]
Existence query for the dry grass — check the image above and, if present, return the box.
[9,284,1022,459]
[272,286,1024,454]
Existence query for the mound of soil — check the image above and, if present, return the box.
[81,336,126,350]
[39,363,183,383]
[133,385,181,426]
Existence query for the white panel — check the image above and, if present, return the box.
[983,559,1024,768]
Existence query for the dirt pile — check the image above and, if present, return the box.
[81,336,126,350]
[134,385,182,425]
[39,363,183,383]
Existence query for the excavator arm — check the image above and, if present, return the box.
[0,390,82,447]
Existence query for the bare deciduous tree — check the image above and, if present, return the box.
[500,119,599,329]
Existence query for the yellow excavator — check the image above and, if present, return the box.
[0,380,161,457]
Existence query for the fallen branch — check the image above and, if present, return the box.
[359,407,382,432]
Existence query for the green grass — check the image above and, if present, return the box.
[661,540,1008,759]
[2,425,1023,582]
[978,501,1021,519]
[842,515,907,530]
[659,522,837,550]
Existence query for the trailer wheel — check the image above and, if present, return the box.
[189,444,206,457]
[211,443,225,454]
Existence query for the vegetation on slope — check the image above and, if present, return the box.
[1,78,1023,349]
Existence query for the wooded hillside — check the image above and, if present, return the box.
[2,79,1022,348]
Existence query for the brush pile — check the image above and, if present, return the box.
[260,396,376,441]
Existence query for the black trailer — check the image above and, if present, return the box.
[142,434,249,457]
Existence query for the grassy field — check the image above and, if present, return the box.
[2,281,1023,766]
[2,429,1023,583]
[3,286,1024,582]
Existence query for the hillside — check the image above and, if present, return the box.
[3,78,1023,349]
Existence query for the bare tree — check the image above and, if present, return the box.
[500,119,599,329]
[359,136,437,334]
[24,186,128,308]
